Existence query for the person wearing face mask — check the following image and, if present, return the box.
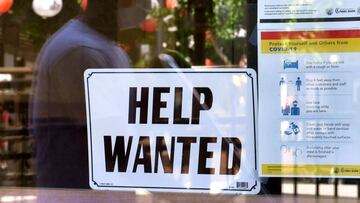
[29,0,130,188]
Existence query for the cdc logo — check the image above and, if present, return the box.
[326,8,334,16]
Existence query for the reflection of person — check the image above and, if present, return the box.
[30,0,130,188]
[238,54,247,68]
[0,104,10,129]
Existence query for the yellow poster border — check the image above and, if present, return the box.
[261,38,360,54]
[262,164,360,176]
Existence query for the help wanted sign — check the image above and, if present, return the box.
[84,69,260,194]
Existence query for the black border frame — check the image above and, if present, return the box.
[85,70,258,193]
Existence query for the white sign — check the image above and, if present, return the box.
[84,69,260,194]
[258,0,360,178]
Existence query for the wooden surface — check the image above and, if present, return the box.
[0,188,358,203]
[0,67,32,74]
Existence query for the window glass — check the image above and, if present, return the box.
[0,0,358,201]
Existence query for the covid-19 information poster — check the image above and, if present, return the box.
[258,0,360,177]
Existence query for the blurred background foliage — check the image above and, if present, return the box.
[1,0,246,66]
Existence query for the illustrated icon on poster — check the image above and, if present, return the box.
[280,145,290,153]
[282,102,291,116]
[283,122,301,135]
[295,77,302,91]
[279,77,286,86]
[280,145,302,157]
[282,100,300,116]
[283,60,299,69]
[290,100,300,116]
